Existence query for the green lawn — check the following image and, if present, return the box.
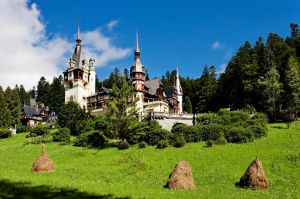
[0,123,299,199]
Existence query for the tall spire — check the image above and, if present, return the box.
[76,17,81,44]
[135,32,140,52]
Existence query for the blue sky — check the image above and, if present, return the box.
[0,0,299,88]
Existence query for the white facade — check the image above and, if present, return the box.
[176,68,183,114]
[64,25,95,109]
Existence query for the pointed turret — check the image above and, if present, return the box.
[176,67,183,114]
[76,22,81,44]
[130,33,146,92]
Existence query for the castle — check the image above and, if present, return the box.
[64,26,183,119]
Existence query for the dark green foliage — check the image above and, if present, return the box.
[5,87,21,126]
[145,128,171,146]
[48,76,65,114]
[0,129,12,138]
[58,101,87,135]
[74,131,107,148]
[0,87,12,128]
[117,140,130,150]
[29,124,49,137]
[23,135,53,145]
[156,140,168,149]
[206,139,214,147]
[138,141,147,149]
[36,76,50,105]
[16,125,31,134]
[52,128,71,143]
[224,127,254,143]
[172,135,186,148]
[183,96,192,113]
[214,135,227,145]
[199,124,224,141]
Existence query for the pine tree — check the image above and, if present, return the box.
[18,85,30,105]
[5,87,21,126]
[183,96,192,113]
[105,76,139,141]
[257,67,282,120]
[0,87,12,128]
[36,77,50,105]
[49,76,65,114]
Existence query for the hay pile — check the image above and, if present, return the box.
[31,144,55,173]
[239,157,269,189]
[166,161,196,190]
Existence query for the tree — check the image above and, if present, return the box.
[183,96,192,113]
[257,67,282,120]
[5,87,21,126]
[0,87,11,128]
[282,56,300,115]
[49,76,65,113]
[18,85,30,105]
[36,77,50,105]
[29,86,36,99]
[196,65,218,112]
[58,101,87,135]
[105,76,140,142]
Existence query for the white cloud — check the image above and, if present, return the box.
[212,41,222,50]
[106,20,119,31]
[217,63,227,74]
[0,0,130,90]
[81,29,131,67]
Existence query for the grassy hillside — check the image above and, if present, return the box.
[0,123,299,199]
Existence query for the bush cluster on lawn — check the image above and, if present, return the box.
[117,140,130,150]
[52,128,71,144]
[73,130,107,148]
[29,124,49,137]
[0,129,12,138]
[169,109,268,146]
[23,134,53,145]
[16,125,31,134]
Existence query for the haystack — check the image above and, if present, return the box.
[239,157,268,189]
[166,161,196,190]
[31,144,55,173]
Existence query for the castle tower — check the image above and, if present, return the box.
[63,23,94,109]
[130,33,146,118]
[89,57,96,95]
[176,67,183,114]
[130,33,146,92]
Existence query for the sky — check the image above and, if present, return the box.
[0,0,299,89]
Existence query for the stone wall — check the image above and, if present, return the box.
[151,112,194,130]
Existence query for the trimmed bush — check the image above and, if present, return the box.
[138,141,147,149]
[0,129,12,138]
[206,139,214,147]
[74,131,107,148]
[156,140,168,149]
[172,135,186,148]
[225,127,254,143]
[17,125,31,134]
[117,140,130,150]
[214,135,227,145]
[145,128,171,146]
[250,123,267,138]
[199,124,224,141]
[30,124,49,137]
[52,128,71,143]
[23,135,53,145]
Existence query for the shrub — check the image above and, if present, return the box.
[30,124,49,137]
[199,124,224,141]
[16,125,31,134]
[206,139,214,147]
[145,128,171,146]
[197,113,218,125]
[156,140,168,149]
[250,123,267,138]
[172,135,186,148]
[23,135,53,145]
[214,135,227,145]
[225,127,254,143]
[52,128,71,143]
[74,131,107,148]
[0,129,12,138]
[138,141,147,149]
[117,140,130,150]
